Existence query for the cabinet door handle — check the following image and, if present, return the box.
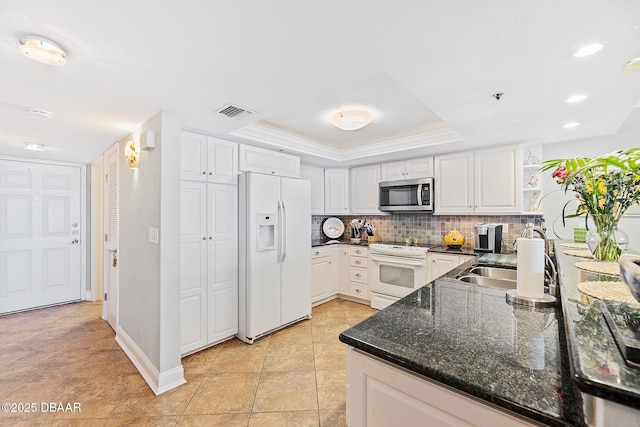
[355,288,362,293]
[202,237,206,240]
[355,260,362,265]
[209,172,213,175]
[314,251,320,256]
[356,273,362,278]
[202,171,206,175]
[355,250,362,254]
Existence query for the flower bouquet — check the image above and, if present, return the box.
[540,148,640,260]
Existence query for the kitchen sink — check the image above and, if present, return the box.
[457,275,517,290]
[468,266,517,281]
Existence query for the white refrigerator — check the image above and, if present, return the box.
[237,172,311,344]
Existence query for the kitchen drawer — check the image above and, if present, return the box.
[350,267,368,284]
[350,247,368,257]
[351,282,369,299]
[350,255,368,268]
[311,248,330,261]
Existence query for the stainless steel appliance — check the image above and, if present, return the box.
[379,177,434,212]
[370,243,429,309]
[474,223,503,253]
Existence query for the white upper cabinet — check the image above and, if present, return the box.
[300,164,325,215]
[350,164,381,214]
[474,145,521,213]
[324,168,350,215]
[435,151,475,214]
[180,131,238,184]
[435,145,521,215]
[381,157,433,181]
[238,144,300,178]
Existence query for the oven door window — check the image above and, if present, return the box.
[380,264,415,288]
[380,186,418,207]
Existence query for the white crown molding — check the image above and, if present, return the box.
[230,123,463,163]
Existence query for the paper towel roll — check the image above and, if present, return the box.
[516,238,545,299]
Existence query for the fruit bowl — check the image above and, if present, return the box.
[443,230,465,248]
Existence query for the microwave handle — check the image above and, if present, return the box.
[417,184,423,206]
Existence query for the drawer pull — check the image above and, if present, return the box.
[355,288,362,293]
[314,251,320,256]
[356,273,362,278]
[355,250,362,254]
[355,260,362,264]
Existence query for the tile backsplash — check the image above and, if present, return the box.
[312,214,544,251]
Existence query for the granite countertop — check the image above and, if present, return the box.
[555,243,640,409]
[339,261,585,426]
[311,238,480,256]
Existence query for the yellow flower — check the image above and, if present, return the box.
[597,180,606,194]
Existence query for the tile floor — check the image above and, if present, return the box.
[0,298,377,426]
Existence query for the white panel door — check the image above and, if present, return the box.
[434,152,474,214]
[475,146,521,213]
[207,183,238,343]
[180,181,208,354]
[324,168,349,215]
[180,131,207,182]
[104,146,119,329]
[280,177,311,324]
[350,165,380,214]
[0,160,81,314]
[207,137,238,184]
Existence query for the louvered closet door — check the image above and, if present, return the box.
[0,159,82,314]
[104,145,119,330]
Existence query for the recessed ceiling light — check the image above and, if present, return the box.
[330,110,373,131]
[566,94,587,103]
[27,107,53,119]
[24,143,46,152]
[563,122,581,128]
[574,43,604,58]
[19,35,67,66]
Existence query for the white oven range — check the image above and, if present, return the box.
[369,243,429,310]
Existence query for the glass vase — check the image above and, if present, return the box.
[585,216,628,261]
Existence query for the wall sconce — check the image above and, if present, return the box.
[125,140,140,169]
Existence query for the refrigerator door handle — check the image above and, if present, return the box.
[277,200,282,263]
[281,199,287,263]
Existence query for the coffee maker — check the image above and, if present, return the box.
[474,223,503,253]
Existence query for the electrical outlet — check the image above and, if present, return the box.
[500,223,509,233]
[148,227,159,244]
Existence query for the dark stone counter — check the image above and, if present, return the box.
[555,244,640,409]
[339,260,585,426]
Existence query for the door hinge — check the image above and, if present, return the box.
[104,293,107,301]
[105,174,108,183]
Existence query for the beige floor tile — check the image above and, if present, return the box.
[316,370,346,410]
[319,410,347,427]
[184,372,260,414]
[345,309,377,325]
[182,345,224,375]
[310,310,348,327]
[248,411,320,427]
[268,321,312,346]
[314,342,347,370]
[263,343,315,372]
[103,416,180,426]
[311,322,351,344]
[177,413,250,427]
[253,371,318,412]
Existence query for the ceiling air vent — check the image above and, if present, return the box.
[215,104,257,120]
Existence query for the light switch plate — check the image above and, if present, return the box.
[148,227,159,244]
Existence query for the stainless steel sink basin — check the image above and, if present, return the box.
[457,275,517,290]
[468,266,517,281]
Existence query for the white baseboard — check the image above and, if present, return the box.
[115,326,186,395]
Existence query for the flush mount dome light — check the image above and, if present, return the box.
[19,35,67,66]
[24,143,45,152]
[574,43,604,58]
[330,110,373,131]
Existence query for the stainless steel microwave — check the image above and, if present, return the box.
[379,177,434,212]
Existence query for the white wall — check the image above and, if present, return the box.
[116,111,183,393]
[540,109,640,248]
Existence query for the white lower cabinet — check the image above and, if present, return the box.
[180,181,238,355]
[311,245,370,305]
[428,253,474,282]
[347,347,537,427]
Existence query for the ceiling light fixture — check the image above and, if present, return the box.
[19,35,67,66]
[566,94,587,103]
[574,43,604,58]
[563,122,581,129]
[27,107,53,119]
[24,143,46,152]
[330,110,373,131]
